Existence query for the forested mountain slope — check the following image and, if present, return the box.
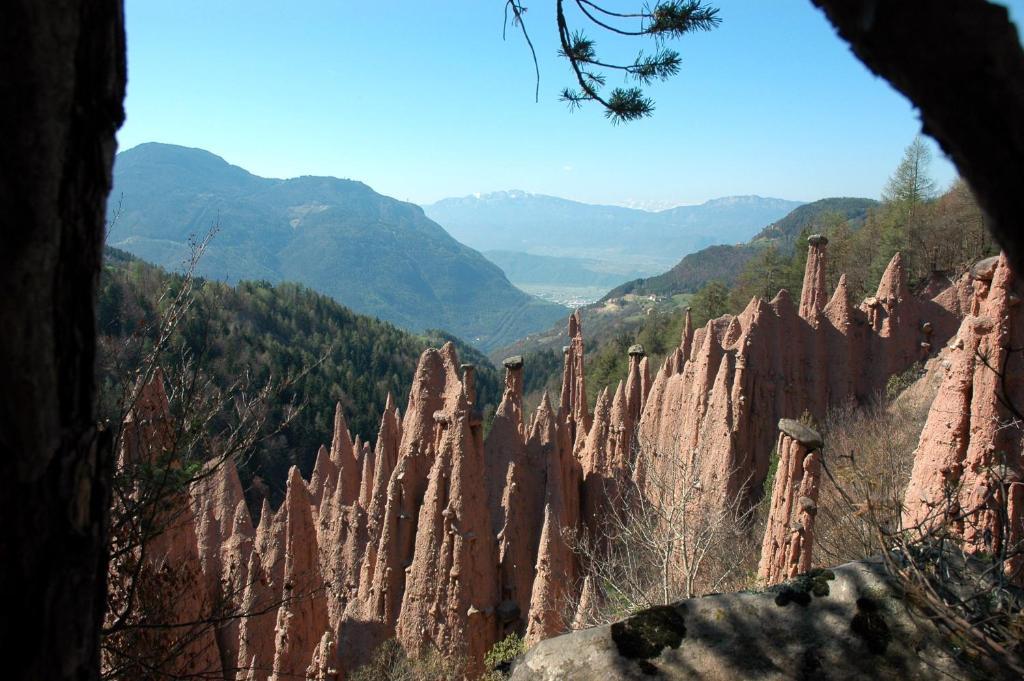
[107,143,564,351]
[98,247,501,504]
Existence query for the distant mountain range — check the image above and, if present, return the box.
[422,191,804,299]
[107,143,565,351]
[604,197,878,299]
[423,190,804,268]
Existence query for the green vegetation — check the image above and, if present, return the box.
[98,247,500,506]
[482,634,526,680]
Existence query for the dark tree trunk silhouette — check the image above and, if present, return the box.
[812,0,1024,273]
[0,2,125,680]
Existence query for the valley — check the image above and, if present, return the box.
[9,3,1024,681]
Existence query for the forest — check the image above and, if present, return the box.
[97,246,501,506]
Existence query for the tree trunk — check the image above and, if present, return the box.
[811,0,1024,274]
[0,2,125,680]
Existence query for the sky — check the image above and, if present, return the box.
[118,0,1024,207]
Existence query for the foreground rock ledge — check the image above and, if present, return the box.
[509,558,969,681]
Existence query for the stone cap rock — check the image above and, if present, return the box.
[627,344,646,357]
[503,355,524,369]
[460,363,475,371]
[808,234,829,247]
[971,255,999,281]
[778,418,824,450]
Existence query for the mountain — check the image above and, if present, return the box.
[98,246,502,502]
[604,197,878,298]
[422,191,804,268]
[107,143,565,351]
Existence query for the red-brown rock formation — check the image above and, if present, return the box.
[487,356,546,637]
[638,240,963,507]
[126,241,983,678]
[758,419,824,585]
[799,235,829,319]
[270,467,330,680]
[561,310,591,444]
[338,344,467,670]
[524,394,579,645]
[395,385,499,673]
[235,551,276,681]
[330,403,361,508]
[903,254,1024,567]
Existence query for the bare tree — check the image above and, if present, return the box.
[567,434,758,627]
[98,232,315,680]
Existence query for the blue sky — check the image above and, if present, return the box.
[119,1,1024,207]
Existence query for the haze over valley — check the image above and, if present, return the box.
[424,191,803,304]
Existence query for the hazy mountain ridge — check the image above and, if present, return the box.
[422,191,804,267]
[108,143,565,351]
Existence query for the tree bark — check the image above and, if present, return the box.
[0,2,125,680]
[812,0,1024,274]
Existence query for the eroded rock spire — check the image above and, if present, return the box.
[758,419,824,585]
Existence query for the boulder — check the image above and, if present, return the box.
[510,559,970,681]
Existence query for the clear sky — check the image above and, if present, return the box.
[118,0,1024,207]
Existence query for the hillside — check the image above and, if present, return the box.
[604,197,877,298]
[423,191,803,295]
[107,143,565,351]
[98,247,501,504]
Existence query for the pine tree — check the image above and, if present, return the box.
[882,136,937,207]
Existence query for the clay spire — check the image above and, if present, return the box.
[799,234,830,320]
[486,356,527,529]
[270,467,329,680]
[875,251,911,307]
[758,420,824,585]
[904,254,1023,572]
[235,551,275,681]
[395,389,499,675]
[824,273,854,329]
[560,311,591,442]
[625,344,646,428]
[305,631,338,681]
[309,444,338,507]
[358,442,376,508]
[639,356,651,409]
[524,394,578,645]
[572,575,602,630]
[218,500,255,679]
[115,369,223,679]
[330,402,360,506]
[681,306,694,360]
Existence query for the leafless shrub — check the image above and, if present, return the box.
[100,227,318,680]
[814,388,933,566]
[349,639,466,681]
[817,353,1024,679]
[566,434,759,627]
